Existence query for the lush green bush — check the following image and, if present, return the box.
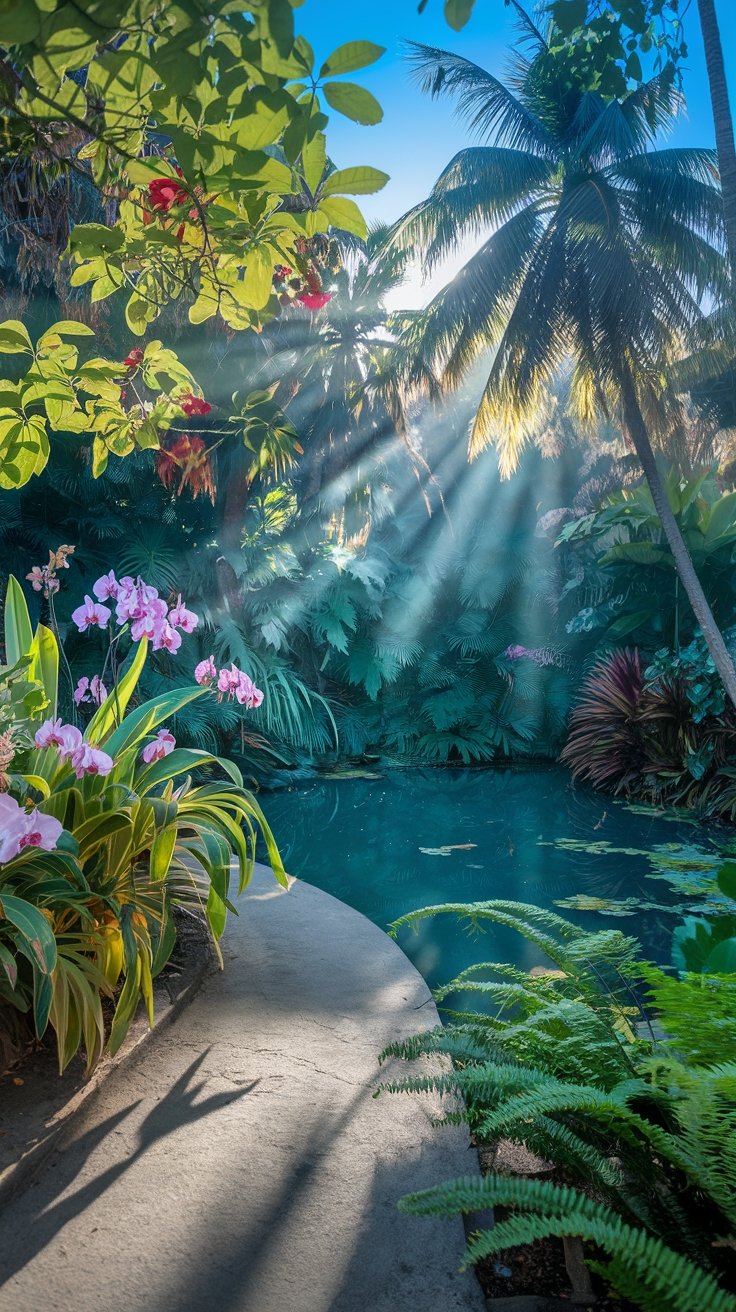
[380,899,736,1311]
[561,644,736,818]
[0,569,284,1072]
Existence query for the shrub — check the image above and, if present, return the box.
[561,645,736,818]
[380,899,736,1311]
[0,569,284,1072]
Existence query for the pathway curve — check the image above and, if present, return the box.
[0,866,485,1312]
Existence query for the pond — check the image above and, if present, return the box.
[263,766,724,993]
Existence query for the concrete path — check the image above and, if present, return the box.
[0,867,485,1312]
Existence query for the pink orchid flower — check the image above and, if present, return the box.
[235,672,264,709]
[34,719,83,760]
[70,743,114,779]
[0,795,63,863]
[90,674,108,705]
[93,570,120,602]
[35,717,69,749]
[74,676,108,706]
[19,809,64,850]
[74,677,90,706]
[26,566,46,593]
[194,656,217,686]
[168,595,198,634]
[141,729,176,764]
[72,595,111,632]
[152,621,182,654]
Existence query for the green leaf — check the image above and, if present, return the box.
[0,320,33,354]
[150,826,177,882]
[4,575,33,664]
[29,623,59,719]
[551,0,587,36]
[444,0,474,31]
[244,247,275,310]
[705,938,736,974]
[718,861,736,900]
[317,196,367,238]
[322,82,383,126]
[321,165,389,196]
[301,130,326,194]
[318,41,386,78]
[0,942,18,990]
[0,0,42,43]
[44,319,95,338]
[705,492,736,544]
[85,638,149,744]
[0,893,57,974]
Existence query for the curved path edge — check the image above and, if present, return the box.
[1,864,486,1312]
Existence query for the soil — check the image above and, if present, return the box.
[474,1141,638,1310]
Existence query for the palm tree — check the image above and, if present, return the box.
[388,24,736,705]
[696,0,736,284]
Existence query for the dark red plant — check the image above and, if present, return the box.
[560,648,647,791]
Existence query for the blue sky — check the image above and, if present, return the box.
[298,0,732,230]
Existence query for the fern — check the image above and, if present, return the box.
[383,901,736,1307]
[398,1174,736,1312]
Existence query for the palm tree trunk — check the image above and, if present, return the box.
[619,363,736,707]
[697,0,736,285]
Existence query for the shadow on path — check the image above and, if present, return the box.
[0,1052,259,1288]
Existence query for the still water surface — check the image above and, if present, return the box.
[263,767,721,992]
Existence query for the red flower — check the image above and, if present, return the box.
[123,347,144,369]
[297,291,332,311]
[155,435,216,503]
[178,392,212,417]
[273,265,293,281]
[148,175,188,212]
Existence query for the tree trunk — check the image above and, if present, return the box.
[619,364,736,707]
[697,0,736,287]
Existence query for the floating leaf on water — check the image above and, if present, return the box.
[554,894,638,916]
[418,842,478,856]
[321,767,383,780]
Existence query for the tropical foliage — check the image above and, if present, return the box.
[0,567,284,1073]
[381,899,736,1310]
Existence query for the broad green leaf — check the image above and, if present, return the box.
[0,893,57,974]
[29,623,59,719]
[1,0,42,42]
[318,41,385,78]
[317,196,367,238]
[718,861,736,899]
[244,247,275,309]
[43,319,96,339]
[705,938,736,973]
[0,320,33,354]
[321,166,389,196]
[103,687,206,759]
[705,491,736,544]
[137,748,219,792]
[108,953,142,1055]
[301,130,326,194]
[0,942,18,990]
[5,574,33,665]
[150,826,177,882]
[322,81,383,125]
